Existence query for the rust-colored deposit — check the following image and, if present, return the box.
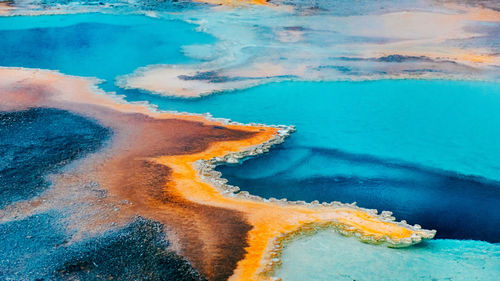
[0,67,433,281]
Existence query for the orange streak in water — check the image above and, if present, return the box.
[156,127,428,280]
[0,67,433,281]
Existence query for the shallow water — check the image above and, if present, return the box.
[2,11,499,280]
[274,230,500,281]
[0,13,212,90]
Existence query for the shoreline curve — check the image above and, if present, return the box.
[0,67,435,281]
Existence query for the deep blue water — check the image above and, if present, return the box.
[218,144,500,241]
[0,108,110,208]
[1,12,499,244]
[126,80,500,243]
[0,108,204,280]
[0,212,205,280]
[0,12,499,279]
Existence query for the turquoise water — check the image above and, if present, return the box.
[274,230,500,281]
[127,80,500,242]
[1,12,499,279]
[0,13,213,90]
[128,80,500,181]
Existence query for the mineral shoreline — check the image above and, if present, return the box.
[0,67,434,281]
[193,122,436,279]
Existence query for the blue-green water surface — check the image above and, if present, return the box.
[1,12,499,279]
[126,80,500,242]
[127,79,500,277]
[0,13,213,90]
[274,230,499,281]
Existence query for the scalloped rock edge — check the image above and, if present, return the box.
[8,67,435,279]
[192,122,436,278]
